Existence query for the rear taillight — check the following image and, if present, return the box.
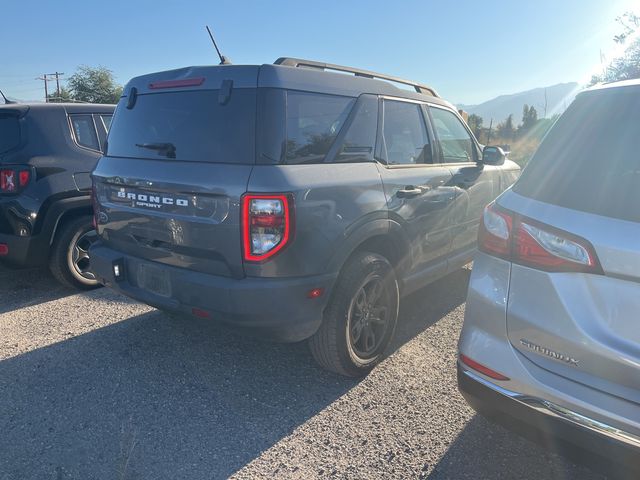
[515,221,600,272]
[478,203,512,258]
[478,202,602,274]
[0,168,30,193]
[242,194,293,262]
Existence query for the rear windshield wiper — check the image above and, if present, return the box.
[135,142,176,159]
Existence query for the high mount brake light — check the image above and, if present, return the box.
[242,194,293,262]
[0,168,30,193]
[478,202,602,274]
[148,77,205,89]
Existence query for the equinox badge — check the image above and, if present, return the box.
[520,339,579,366]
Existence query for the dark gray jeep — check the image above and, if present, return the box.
[0,102,114,289]
[90,58,519,376]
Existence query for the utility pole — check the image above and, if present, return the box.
[36,72,63,102]
[36,74,54,102]
[47,72,64,98]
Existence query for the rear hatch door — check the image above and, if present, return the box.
[92,66,259,279]
[505,85,640,405]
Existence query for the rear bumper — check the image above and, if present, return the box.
[457,362,640,476]
[90,243,337,342]
[0,232,49,268]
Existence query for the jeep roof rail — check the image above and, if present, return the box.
[274,57,439,97]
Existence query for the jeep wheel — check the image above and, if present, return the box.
[49,215,100,290]
[309,251,399,377]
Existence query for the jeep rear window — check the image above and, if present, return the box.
[106,89,256,164]
[0,114,20,154]
[285,92,355,164]
[513,87,640,223]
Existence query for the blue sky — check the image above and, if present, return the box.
[0,0,635,104]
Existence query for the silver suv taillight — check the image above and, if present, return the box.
[478,202,602,274]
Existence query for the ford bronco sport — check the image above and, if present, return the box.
[90,58,519,376]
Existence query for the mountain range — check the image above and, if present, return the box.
[458,82,580,123]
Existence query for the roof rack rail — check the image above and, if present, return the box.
[274,57,439,97]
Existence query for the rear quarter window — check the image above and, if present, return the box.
[285,92,355,164]
[0,114,20,153]
[70,114,100,151]
[514,87,640,223]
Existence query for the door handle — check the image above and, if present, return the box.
[397,186,424,198]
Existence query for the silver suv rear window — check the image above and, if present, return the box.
[514,87,640,223]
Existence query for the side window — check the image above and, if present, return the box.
[100,115,112,131]
[70,114,99,151]
[285,91,355,164]
[381,100,432,165]
[333,95,378,163]
[430,107,476,163]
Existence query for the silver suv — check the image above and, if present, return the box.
[457,79,640,476]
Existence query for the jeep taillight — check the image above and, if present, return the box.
[242,194,293,262]
[0,168,30,193]
[478,202,602,274]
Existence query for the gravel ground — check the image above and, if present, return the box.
[0,264,604,479]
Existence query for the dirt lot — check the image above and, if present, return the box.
[0,264,603,479]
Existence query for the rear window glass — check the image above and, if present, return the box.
[106,89,256,163]
[514,88,640,223]
[285,91,355,164]
[0,114,20,154]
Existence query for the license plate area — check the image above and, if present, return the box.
[137,263,172,297]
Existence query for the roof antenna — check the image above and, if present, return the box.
[206,26,232,65]
[0,89,15,104]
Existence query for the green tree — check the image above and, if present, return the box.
[519,104,538,134]
[496,114,515,140]
[591,12,640,84]
[46,86,73,103]
[467,114,483,139]
[66,65,123,104]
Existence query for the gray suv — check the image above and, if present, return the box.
[90,58,519,376]
[458,79,640,475]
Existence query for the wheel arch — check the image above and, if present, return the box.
[43,196,93,245]
[327,219,412,286]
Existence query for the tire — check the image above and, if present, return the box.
[48,215,100,290]
[309,251,399,377]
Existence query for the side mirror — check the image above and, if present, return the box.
[482,145,506,166]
